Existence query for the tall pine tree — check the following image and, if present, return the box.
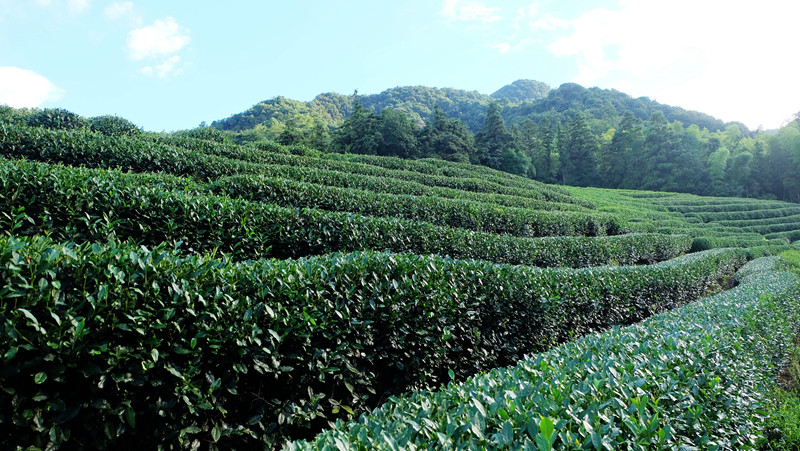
[333,96,381,155]
[475,103,514,170]
[418,105,476,163]
[600,111,642,188]
[560,113,598,186]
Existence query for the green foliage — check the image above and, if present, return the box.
[205,80,800,202]
[503,82,726,133]
[332,98,382,155]
[173,126,232,144]
[4,102,800,450]
[88,115,142,137]
[0,236,748,448]
[690,237,713,252]
[490,79,551,103]
[0,106,33,126]
[475,103,514,170]
[290,258,800,449]
[763,389,800,449]
[0,159,640,267]
[779,249,800,275]
[25,108,85,131]
[209,174,623,241]
[418,105,477,163]
[560,113,598,186]
[377,108,418,158]
[0,122,591,213]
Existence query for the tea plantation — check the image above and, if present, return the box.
[1,119,799,449]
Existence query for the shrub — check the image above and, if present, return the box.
[690,236,712,252]
[0,236,747,449]
[88,115,141,137]
[289,258,800,450]
[173,126,231,144]
[25,108,85,131]
[0,159,675,267]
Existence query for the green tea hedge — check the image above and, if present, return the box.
[209,174,622,238]
[0,159,671,267]
[0,124,589,212]
[0,236,744,448]
[289,257,800,450]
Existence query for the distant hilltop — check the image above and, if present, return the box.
[211,79,729,134]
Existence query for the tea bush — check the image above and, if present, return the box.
[0,237,746,448]
[289,257,800,450]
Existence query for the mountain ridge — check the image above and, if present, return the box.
[211,79,730,135]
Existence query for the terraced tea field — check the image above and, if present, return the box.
[1,121,799,449]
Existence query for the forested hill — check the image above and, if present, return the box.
[211,80,726,135]
[211,80,551,133]
[210,83,521,133]
[502,83,727,133]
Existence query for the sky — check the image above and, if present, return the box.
[1,0,798,132]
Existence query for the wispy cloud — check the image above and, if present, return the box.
[0,67,63,108]
[67,0,88,13]
[493,43,511,53]
[33,0,89,13]
[127,16,190,78]
[442,0,502,22]
[104,1,140,25]
[140,55,184,79]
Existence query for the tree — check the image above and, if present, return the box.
[707,147,730,195]
[418,105,476,163]
[726,151,753,196]
[306,122,331,151]
[560,113,598,186]
[500,147,531,177]
[512,119,541,179]
[600,111,642,188]
[475,103,514,170]
[642,112,689,192]
[378,108,418,159]
[333,97,382,155]
[536,118,557,183]
[277,116,305,146]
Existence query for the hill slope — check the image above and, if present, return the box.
[1,114,799,449]
[211,80,728,135]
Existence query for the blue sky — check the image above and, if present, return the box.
[1,0,798,131]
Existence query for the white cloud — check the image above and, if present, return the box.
[67,0,88,13]
[32,0,89,13]
[127,16,190,61]
[104,1,139,23]
[493,42,511,53]
[442,0,502,22]
[127,16,190,78]
[0,67,63,108]
[140,55,183,79]
[542,0,800,129]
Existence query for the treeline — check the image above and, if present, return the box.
[267,98,800,203]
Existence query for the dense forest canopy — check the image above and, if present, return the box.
[206,80,799,203]
[212,80,728,136]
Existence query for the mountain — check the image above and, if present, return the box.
[490,79,551,103]
[501,83,727,133]
[211,80,552,133]
[212,80,731,138]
